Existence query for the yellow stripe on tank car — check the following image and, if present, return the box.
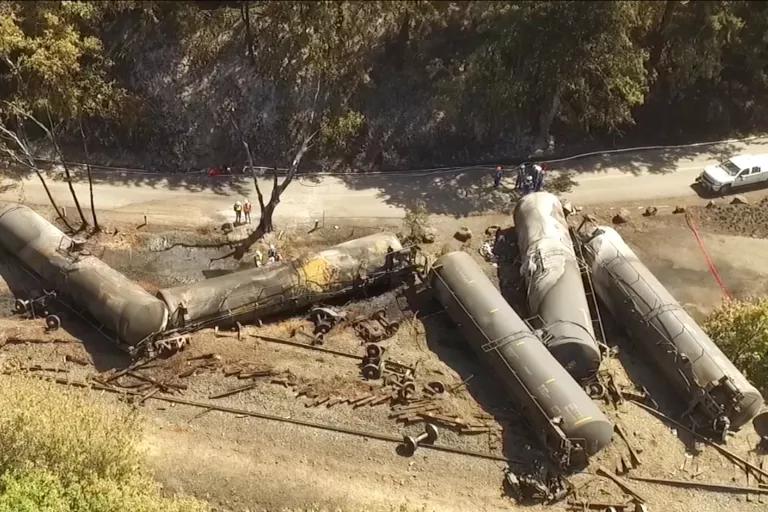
[573,416,593,427]
[544,378,555,385]
[301,257,333,292]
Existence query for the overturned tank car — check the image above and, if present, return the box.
[0,204,169,352]
[579,224,764,437]
[158,233,414,331]
[430,251,612,468]
[513,192,602,381]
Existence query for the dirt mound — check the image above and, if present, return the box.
[697,196,768,238]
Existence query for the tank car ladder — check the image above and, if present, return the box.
[570,227,608,353]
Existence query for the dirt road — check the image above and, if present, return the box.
[2,137,768,226]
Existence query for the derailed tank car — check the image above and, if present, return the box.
[0,204,168,351]
[158,233,411,330]
[579,224,764,437]
[514,192,601,381]
[430,251,612,468]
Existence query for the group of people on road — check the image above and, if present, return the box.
[494,162,545,196]
[233,199,253,225]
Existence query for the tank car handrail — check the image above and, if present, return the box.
[481,331,538,353]
[601,245,742,387]
[429,268,564,431]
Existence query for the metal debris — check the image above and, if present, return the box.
[614,423,642,467]
[402,423,438,454]
[46,375,514,463]
[596,466,646,503]
[631,399,768,482]
[209,381,263,400]
[628,474,768,495]
[504,463,570,504]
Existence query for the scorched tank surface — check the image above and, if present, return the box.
[513,192,601,380]
[0,204,168,347]
[158,232,404,329]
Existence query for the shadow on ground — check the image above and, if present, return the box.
[333,142,744,217]
[0,252,127,371]
[405,285,553,471]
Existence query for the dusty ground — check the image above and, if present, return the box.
[1,196,768,512]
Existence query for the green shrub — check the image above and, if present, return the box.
[704,297,768,393]
[0,376,207,512]
[401,201,430,243]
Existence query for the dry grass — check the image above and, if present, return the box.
[0,375,207,511]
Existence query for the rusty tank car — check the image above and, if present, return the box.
[579,224,764,438]
[513,192,602,381]
[0,204,168,351]
[157,232,412,330]
[430,250,612,468]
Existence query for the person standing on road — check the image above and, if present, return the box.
[515,163,528,192]
[234,200,243,225]
[243,198,252,224]
[494,165,503,188]
[532,164,544,192]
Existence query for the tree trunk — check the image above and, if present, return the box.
[79,118,99,232]
[258,199,277,234]
[241,1,254,64]
[256,167,281,234]
[534,84,563,151]
[648,0,677,77]
[34,169,75,232]
[43,109,88,229]
[228,127,315,260]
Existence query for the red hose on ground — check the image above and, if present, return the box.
[684,212,732,299]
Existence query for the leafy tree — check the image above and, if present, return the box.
[704,297,768,394]
[452,1,647,149]
[223,1,413,256]
[0,1,125,231]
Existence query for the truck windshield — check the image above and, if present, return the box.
[720,160,741,176]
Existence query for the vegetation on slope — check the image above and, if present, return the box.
[0,375,207,512]
[705,297,768,394]
[1,1,768,169]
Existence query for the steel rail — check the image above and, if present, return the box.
[36,375,515,464]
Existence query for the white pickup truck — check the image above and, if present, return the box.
[697,154,768,195]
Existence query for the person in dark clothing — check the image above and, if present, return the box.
[494,165,503,188]
[532,164,545,192]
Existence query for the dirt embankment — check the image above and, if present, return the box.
[698,196,768,239]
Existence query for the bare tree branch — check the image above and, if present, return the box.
[242,139,265,212]
[0,122,75,232]
[44,105,88,229]
[5,101,87,229]
[277,130,317,195]
[78,117,100,231]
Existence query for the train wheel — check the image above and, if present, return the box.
[45,314,61,331]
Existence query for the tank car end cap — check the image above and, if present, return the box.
[753,409,768,437]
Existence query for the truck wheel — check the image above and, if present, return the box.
[719,185,731,197]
